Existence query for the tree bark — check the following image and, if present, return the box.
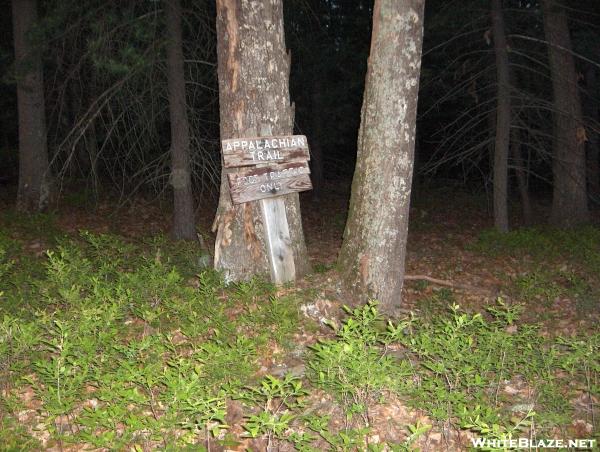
[213,0,309,282]
[491,0,510,232]
[541,0,589,227]
[165,0,196,240]
[338,0,425,314]
[12,0,52,212]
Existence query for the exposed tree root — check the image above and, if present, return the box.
[404,274,497,296]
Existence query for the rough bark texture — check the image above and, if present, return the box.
[338,0,424,314]
[12,0,52,212]
[166,0,196,240]
[213,0,309,282]
[542,0,589,227]
[491,0,510,232]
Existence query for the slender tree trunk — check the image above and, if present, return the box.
[68,76,97,187]
[506,40,533,225]
[165,0,196,240]
[84,68,100,198]
[486,107,496,212]
[412,127,421,202]
[541,0,589,226]
[511,126,533,225]
[213,0,309,282]
[310,79,324,200]
[584,50,599,203]
[338,0,425,314]
[12,0,52,212]
[491,0,510,232]
[85,119,99,197]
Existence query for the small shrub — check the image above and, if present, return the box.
[308,301,413,426]
[514,271,563,305]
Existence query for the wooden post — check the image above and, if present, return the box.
[260,196,296,283]
[259,124,294,284]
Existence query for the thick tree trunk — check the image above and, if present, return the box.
[338,0,424,314]
[213,0,309,282]
[491,0,510,232]
[542,0,589,226]
[12,0,52,212]
[165,0,196,240]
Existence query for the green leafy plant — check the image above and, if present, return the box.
[308,301,413,426]
[514,271,563,305]
[1,217,598,449]
[463,408,535,449]
[313,262,333,273]
[160,358,229,447]
[238,374,307,448]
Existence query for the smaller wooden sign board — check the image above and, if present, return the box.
[222,135,310,168]
[227,162,312,204]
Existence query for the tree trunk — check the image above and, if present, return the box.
[12,0,52,212]
[165,0,196,240]
[309,78,324,200]
[491,0,510,232]
[584,49,599,204]
[411,127,421,203]
[541,0,589,227]
[338,0,425,314]
[506,40,533,226]
[83,67,100,198]
[213,0,310,282]
[511,126,533,225]
[84,108,100,198]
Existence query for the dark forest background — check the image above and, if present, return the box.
[1,0,599,223]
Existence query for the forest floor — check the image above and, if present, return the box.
[0,184,599,451]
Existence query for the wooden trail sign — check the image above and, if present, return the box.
[221,133,313,284]
[222,135,310,168]
[223,135,313,205]
[227,162,311,204]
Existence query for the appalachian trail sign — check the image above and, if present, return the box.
[222,135,310,168]
[221,134,312,284]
